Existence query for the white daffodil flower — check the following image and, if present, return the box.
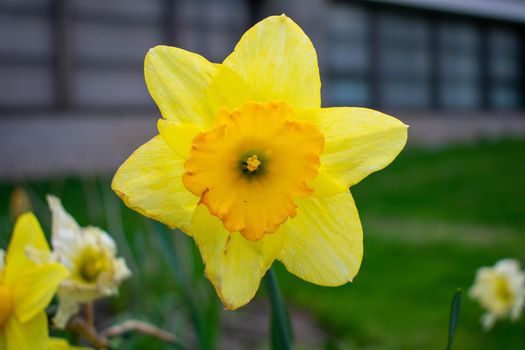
[469,258,525,330]
[47,195,131,329]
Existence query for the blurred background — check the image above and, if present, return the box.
[0,0,524,349]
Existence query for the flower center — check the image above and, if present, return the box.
[494,276,513,304]
[183,101,324,240]
[245,155,261,172]
[81,257,104,283]
[0,285,13,327]
[75,247,111,283]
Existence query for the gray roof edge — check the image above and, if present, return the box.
[364,0,525,24]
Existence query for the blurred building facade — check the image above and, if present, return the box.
[0,0,524,178]
[293,0,525,112]
[0,0,524,114]
[0,0,250,113]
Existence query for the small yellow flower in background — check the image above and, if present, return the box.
[48,337,92,350]
[0,213,69,350]
[9,187,32,220]
[46,195,131,329]
[469,258,525,330]
[113,15,407,309]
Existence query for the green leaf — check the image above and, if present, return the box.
[447,288,462,350]
[153,224,208,350]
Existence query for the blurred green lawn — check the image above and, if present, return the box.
[1,138,524,349]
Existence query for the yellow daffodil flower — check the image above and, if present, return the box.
[470,259,525,330]
[46,195,131,329]
[112,15,408,309]
[0,213,69,350]
[48,338,92,350]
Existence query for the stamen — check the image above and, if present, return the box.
[245,155,261,172]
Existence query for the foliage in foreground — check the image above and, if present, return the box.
[0,138,524,349]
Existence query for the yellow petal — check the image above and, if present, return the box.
[191,205,284,309]
[4,311,47,350]
[278,191,363,285]
[297,107,408,190]
[207,64,252,113]
[112,136,198,234]
[223,15,321,109]
[13,262,68,322]
[48,338,68,350]
[308,165,348,197]
[4,213,50,286]
[145,46,217,128]
[157,120,201,159]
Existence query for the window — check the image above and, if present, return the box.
[324,4,369,106]
[0,0,54,109]
[71,0,164,108]
[324,3,524,112]
[489,28,521,109]
[378,13,430,109]
[438,21,481,110]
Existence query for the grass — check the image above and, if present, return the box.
[1,137,524,349]
[353,138,525,229]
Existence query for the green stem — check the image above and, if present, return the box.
[265,267,293,350]
[447,289,462,350]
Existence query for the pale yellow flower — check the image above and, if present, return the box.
[46,195,131,329]
[469,258,525,330]
[0,213,68,350]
